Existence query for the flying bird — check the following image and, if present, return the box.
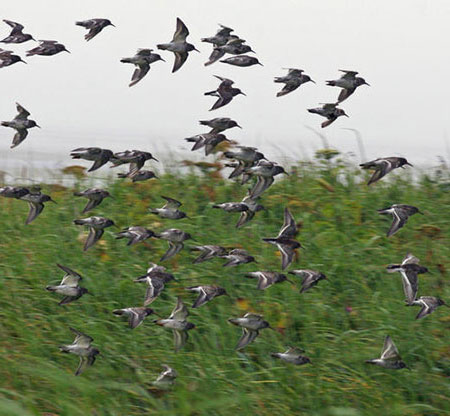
[205,38,254,66]
[191,245,227,264]
[245,271,291,290]
[205,75,246,111]
[113,307,156,329]
[73,188,110,213]
[20,190,55,224]
[185,132,230,156]
[201,24,234,47]
[246,160,288,199]
[0,186,30,199]
[365,335,408,370]
[70,147,113,172]
[149,196,187,219]
[236,192,265,228]
[223,146,266,179]
[115,226,157,246]
[75,18,115,41]
[1,19,35,43]
[46,264,88,306]
[326,70,370,103]
[157,18,198,73]
[73,216,115,251]
[307,103,348,128]
[199,117,241,133]
[26,40,69,56]
[134,265,175,305]
[274,68,315,97]
[59,328,100,376]
[120,49,165,87]
[158,229,192,262]
[271,347,311,365]
[288,269,327,293]
[185,285,228,308]
[359,157,413,185]
[0,48,26,67]
[221,248,256,267]
[228,313,271,350]
[410,296,447,320]
[378,204,422,237]
[1,103,40,148]
[153,365,178,388]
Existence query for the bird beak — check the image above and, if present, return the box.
[50,199,57,204]
[310,79,316,84]
[240,92,247,96]
[160,57,166,62]
[152,157,159,162]
[20,59,27,64]
[193,47,200,52]
[64,49,71,54]
[236,124,242,129]
[35,124,41,128]
[406,162,413,167]
[364,82,370,86]
[110,23,116,27]
[344,114,349,117]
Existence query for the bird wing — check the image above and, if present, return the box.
[85,26,103,42]
[257,272,272,290]
[236,328,258,350]
[160,241,183,262]
[82,198,102,214]
[161,196,182,209]
[402,253,419,265]
[339,70,358,79]
[278,242,296,270]
[172,18,189,42]
[25,201,44,225]
[172,51,188,73]
[70,327,93,347]
[3,19,24,34]
[321,116,337,128]
[278,207,297,238]
[337,87,356,103]
[249,176,274,199]
[144,277,164,305]
[129,309,143,329]
[169,297,189,321]
[380,335,400,361]
[236,210,254,228]
[192,287,210,308]
[11,129,28,149]
[173,329,188,352]
[14,103,30,120]
[367,160,391,185]
[58,264,82,286]
[415,300,431,320]
[285,346,305,355]
[129,62,150,87]
[84,228,104,251]
[401,269,418,304]
[386,208,406,237]
[210,93,232,111]
[75,354,96,376]
[204,48,225,66]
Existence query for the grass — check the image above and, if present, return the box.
[0,154,449,415]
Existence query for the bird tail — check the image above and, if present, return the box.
[75,21,87,27]
[120,57,133,64]
[73,219,85,225]
[45,286,57,292]
[212,205,221,209]
[148,209,159,214]
[307,108,319,115]
[157,44,169,50]
[59,345,70,353]
[365,360,377,365]
[204,90,217,96]
[112,309,124,316]
[73,192,83,197]
[326,80,336,86]
[1,122,11,127]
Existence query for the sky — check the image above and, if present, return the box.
[1,0,450,178]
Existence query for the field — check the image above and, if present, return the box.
[0,154,449,416]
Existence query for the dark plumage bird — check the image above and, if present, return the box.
[0,48,26,67]
[73,216,115,251]
[288,270,327,293]
[113,307,155,329]
[110,150,158,175]
[263,208,301,270]
[120,49,165,87]
[236,192,265,228]
[154,297,195,352]
[70,147,113,172]
[153,365,177,388]
[117,170,158,182]
[1,19,35,43]
[185,132,230,156]
[386,253,428,305]
[201,24,234,47]
[157,18,198,73]
[224,146,266,179]
[359,157,413,185]
[410,296,447,320]
[73,188,110,213]
[212,201,249,213]
[307,103,348,128]
[26,40,69,56]
[246,160,288,199]
[20,191,55,225]
[0,186,29,199]
[115,226,157,246]
[199,117,241,133]
[205,75,246,111]
[221,248,255,267]
[149,196,187,219]
[220,55,262,67]
[134,263,175,305]
[228,313,271,350]
[274,68,315,97]
[158,229,192,262]
[245,271,291,290]
[205,38,254,66]
[191,245,227,264]
[326,70,370,103]
[75,18,115,41]
[365,335,408,370]
[1,103,40,148]
[59,328,100,376]
[185,285,228,308]
[271,347,311,365]
[46,264,88,305]
[378,204,422,237]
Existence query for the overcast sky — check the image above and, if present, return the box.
[1,0,450,175]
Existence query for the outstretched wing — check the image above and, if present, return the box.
[58,264,82,286]
[25,201,44,225]
[14,103,30,120]
[130,63,150,87]
[11,129,29,149]
[278,207,297,238]
[160,241,183,262]
[70,327,93,347]
[84,228,104,251]
[380,335,400,361]
[161,196,182,209]
[169,297,189,321]
[172,18,189,42]
[386,209,407,237]
[236,328,258,350]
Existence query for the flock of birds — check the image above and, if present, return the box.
[0,16,447,384]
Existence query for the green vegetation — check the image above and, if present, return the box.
[0,155,449,416]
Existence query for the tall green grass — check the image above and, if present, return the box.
[0,156,449,415]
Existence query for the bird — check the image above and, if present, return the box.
[120,49,165,87]
[149,196,187,219]
[307,103,348,128]
[326,70,370,103]
[212,201,249,213]
[112,307,156,329]
[365,335,408,370]
[205,75,246,111]
[201,24,234,47]
[245,271,291,290]
[19,190,55,225]
[288,270,327,293]
[377,204,422,237]
[158,229,192,262]
[359,157,413,185]
[223,146,266,179]
[246,160,288,199]
[236,192,265,228]
[110,150,158,175]
[157,18,199,73]
[46,264,88,305]
[221,248,255,267]
[117,170,158,182]
[75,19,115,41]
[274,68,315,97]
[199,117,241,133]
[154,297,195,352]
[73,216,115,251]
[26,40,69,56]
[70,147,113,172]
[271,347,311,365]
[185,133,230,156]
[59,328,100,376]
[0,48,26,68]
[410,296,447,320]
[0,186,30,199]
[73,188,110,213]
[386,253,428,305]
[153,364,178,388]
[220,55,262,67]
[228,313,271,350]
[185,285,228,308]
[1,103,40,148]
[115,226,157,246]
[263,207,301,270]
[191,245,227,264]
[1,19,35,43]
[205,38,254,66]
[134,265,175,305]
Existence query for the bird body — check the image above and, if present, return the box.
[46,264,87,305]
[378,204,421,237]
[2,103,40,148]
[70,147,113,172]
[360,157,413,185]
[271,347,311,365]
[74,188,110,213]
[307,103,348,128]
[73,216,115,251]
[1,20,35,43]
[26,40,69,56]
[365,335,407,369]
[228,313,271,350]
[76,18,115,41]
[121,48,164,86]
